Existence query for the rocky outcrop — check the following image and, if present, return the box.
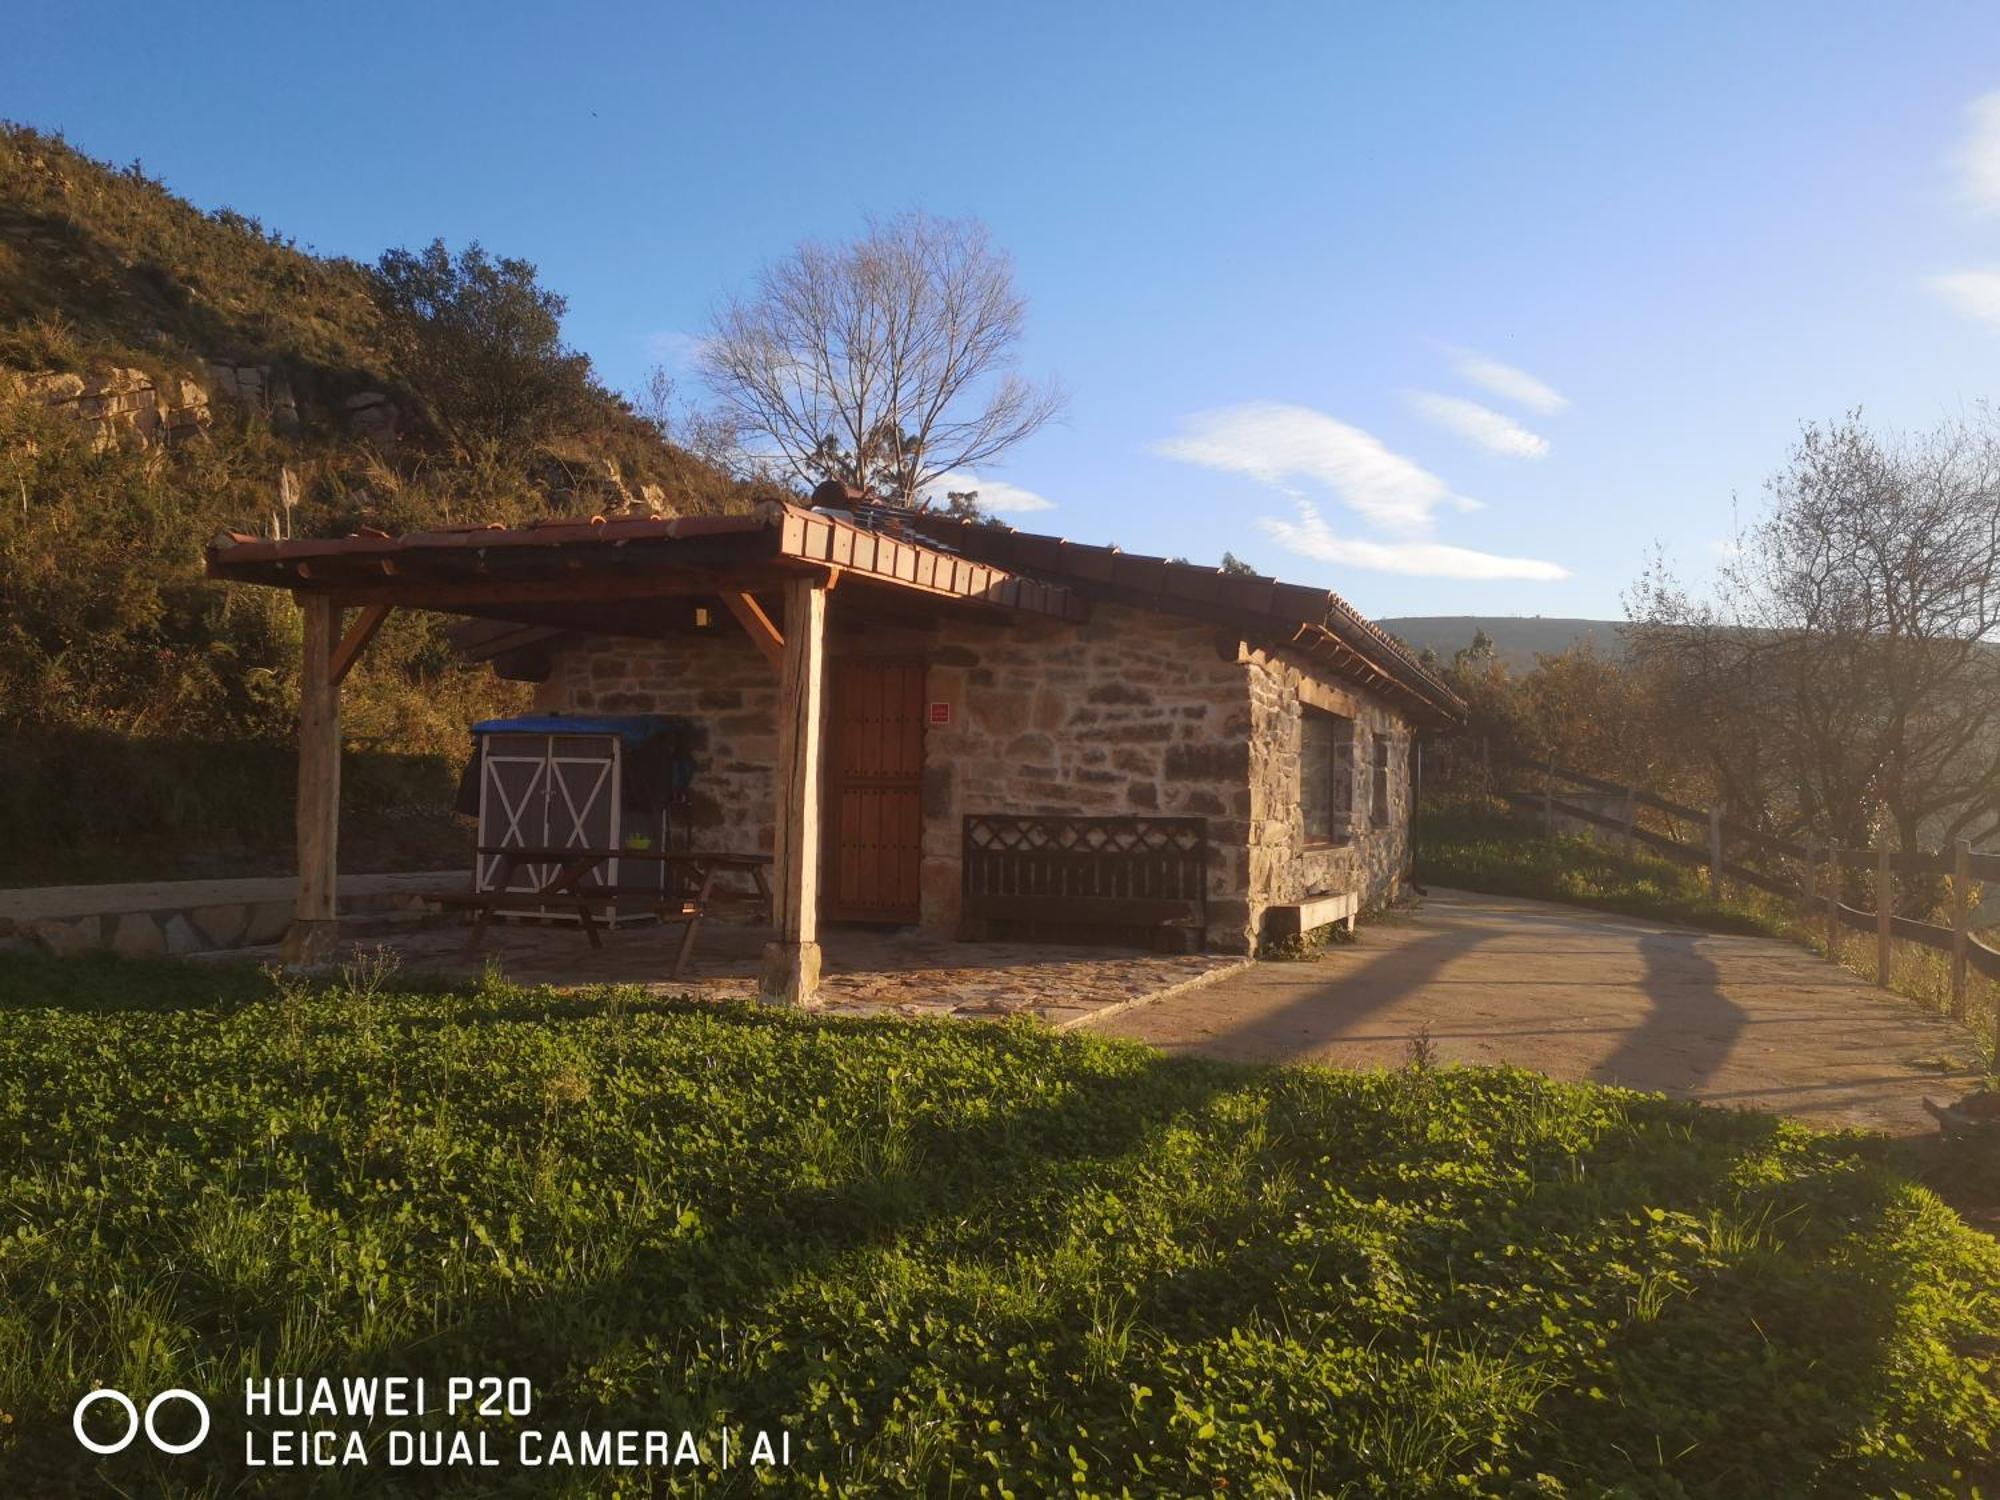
[341,390,397,441]
[578,457,675,519]
[11,366,211,449]
[206,362,303,435]
[3,361,403,450]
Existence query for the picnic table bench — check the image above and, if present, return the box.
[429,846,773,978]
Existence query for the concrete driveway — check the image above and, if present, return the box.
[1095,888,1986,1136]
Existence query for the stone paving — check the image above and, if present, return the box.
[228,913,1251,1030]
[1097,888,1988,1136]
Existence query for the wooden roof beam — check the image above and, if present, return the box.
[328,604,392,686]
[722,591,784,670]
[310,566,816,610]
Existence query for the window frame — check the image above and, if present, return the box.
[1300,705,1356,847]
[1371,733,1394,829]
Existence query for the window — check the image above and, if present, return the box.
[1371,734,1394,828]
[1301,708,1355,844]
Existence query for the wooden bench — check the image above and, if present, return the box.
[961,814,1209,950]
[1261,890,1359,944]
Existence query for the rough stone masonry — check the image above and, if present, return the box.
[533,599,1413,954]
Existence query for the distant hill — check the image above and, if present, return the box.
[1375,617,1626,673]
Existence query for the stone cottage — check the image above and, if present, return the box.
[207,491,1463,1002]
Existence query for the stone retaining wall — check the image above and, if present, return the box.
[1,874,446,958]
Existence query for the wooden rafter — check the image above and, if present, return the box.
[329,604,392,685]
[721,591,784,669]
[313,568,812,610]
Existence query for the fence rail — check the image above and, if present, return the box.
[1498,757,2000,1017]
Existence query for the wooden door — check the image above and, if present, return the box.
[478,734,552,893]
[824,658,926,922]
[547,735,619,890]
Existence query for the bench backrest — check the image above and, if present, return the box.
[961,814,1208,929]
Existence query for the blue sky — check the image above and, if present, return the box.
[8,2,2000,619]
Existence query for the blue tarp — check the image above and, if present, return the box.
[470,713,691,746]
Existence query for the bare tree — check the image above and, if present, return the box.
[1628,410,2000,856]
[697,212,1064,502]
[631,366,744,476]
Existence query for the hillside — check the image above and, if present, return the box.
[0,123,758,884]
[1378,615,1626,673]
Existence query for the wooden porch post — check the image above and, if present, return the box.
[1875,839,1893,989]
[283,595,342,964]
[1951,838,1971,1020]
[760,576,828,1006]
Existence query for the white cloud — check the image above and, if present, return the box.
[1954,91,2000,214]
[643,329,708,369]
[922,471,1056,513]
[1152,402,1475,535]
[1932,268,2000,328]
[1448,348,1569,415]
[1407,392,1551,458]
[1257,499,1570,581]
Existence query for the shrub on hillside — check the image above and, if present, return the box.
[372,239,595,459]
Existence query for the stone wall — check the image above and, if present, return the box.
[532,631,779,856]
[1244,646,1411,928]
[531,602,1419,956]
[921,604,1257,951]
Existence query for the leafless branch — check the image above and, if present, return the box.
[697,212,1064,503]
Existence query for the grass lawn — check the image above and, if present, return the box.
[1416,800,1791,939]
[0,952,1995,1496]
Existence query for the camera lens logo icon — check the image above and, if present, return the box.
[72,1388,210,1455]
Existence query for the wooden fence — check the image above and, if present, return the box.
[1497,758,1999,1022]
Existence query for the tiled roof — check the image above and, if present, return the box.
[891,510,1466,726]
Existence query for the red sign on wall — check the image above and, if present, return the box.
[928,701,952,726]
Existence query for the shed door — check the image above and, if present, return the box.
[476,733,619,894]
[478,734,552,893]
[548,735,619,890]
[824,658,926,923]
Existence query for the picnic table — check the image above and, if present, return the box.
[431,846,773,978]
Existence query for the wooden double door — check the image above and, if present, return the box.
[823,656,926,923]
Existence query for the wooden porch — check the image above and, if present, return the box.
[205,502,1088,1007]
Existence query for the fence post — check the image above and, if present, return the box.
[1542,756,1554,837]
[1622,786,1637,857]
[1953,838,1972,1021]
[1708,804,1724,902]
[1825,841,1840,961]
[1875,840,1893,990]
